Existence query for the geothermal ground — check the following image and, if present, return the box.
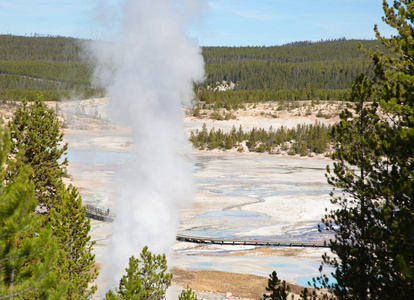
[2,98,342,299]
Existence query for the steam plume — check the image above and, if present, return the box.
[90,0,205,292]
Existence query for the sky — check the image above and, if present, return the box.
[0,0,396,46]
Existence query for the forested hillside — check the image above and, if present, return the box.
[0,34,100,101]
[201,39,383,102]
[0,34,381,102]
[0,34,87,61]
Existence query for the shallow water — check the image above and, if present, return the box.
[181,153,334,243]
[181,210,271,238]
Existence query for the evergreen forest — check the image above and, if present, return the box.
[0,34,382,103]
[0,35,101,101]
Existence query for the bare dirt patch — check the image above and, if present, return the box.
[172,267,267,299]
[187,100,344,126]
[172,267,314,299]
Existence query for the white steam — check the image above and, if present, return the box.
[90,0,205,293]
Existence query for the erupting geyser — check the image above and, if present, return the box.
[90,0,205,293]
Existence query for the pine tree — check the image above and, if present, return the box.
[0,126,66,298]
[298,288,317,300]
[369,1,414,284]
[7,94,68,212]
[224,136,233,150]
[262,271,291,300]
[105,246,173,300]
[178,287,199,300]
[319,74,382,299]
[50,184,98,299]
[317,1,414,298]
[7,94,97,298]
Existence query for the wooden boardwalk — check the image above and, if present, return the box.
[85,205,114,222]
[83,207,328,248]
[176,233,328,248]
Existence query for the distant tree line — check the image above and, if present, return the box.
[202,38,382,65]
[189,123,331,155]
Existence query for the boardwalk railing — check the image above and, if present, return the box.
[85,205,114,222]
[176,233,328,248]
